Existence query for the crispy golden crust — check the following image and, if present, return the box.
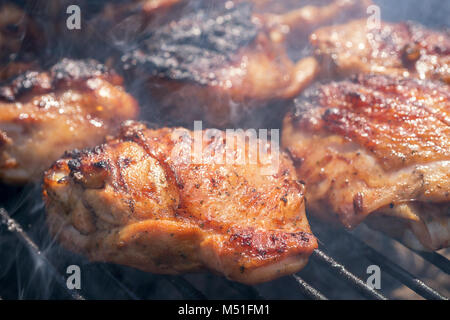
[282,74,449,250]
[311,19,450,83]
[0,59,139,184]
[43,121,317,284]
[0,3,43,82]
[0,3,42,59]
[291,74,449,169]
[122,2,320,127]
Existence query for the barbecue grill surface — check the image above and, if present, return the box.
[0,0,449,300]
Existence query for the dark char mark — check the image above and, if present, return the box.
[0,58,112,102]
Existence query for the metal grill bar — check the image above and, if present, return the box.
[312,249,387,300]
[309,215,448,300]
[292,275,327,300]
[344,232,448,300]
[412,250,450,275]
[225,280,264,300]
[0,209,85,300]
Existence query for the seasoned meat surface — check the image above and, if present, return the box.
[311,19,450,83]
[282,74,450,250]
[43,121,317,284]
[0,59,139,184]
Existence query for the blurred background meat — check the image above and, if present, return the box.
[43,120,317,284]
[0,58,138,184]
[0,2,43,81]
[311,19,450,83]
[282,74,449,251]
[120,1,321,128]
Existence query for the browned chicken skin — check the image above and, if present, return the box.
[43,121,317,284]
[0,59,139,184]
[282,74,450,251]
[311,19,450,83]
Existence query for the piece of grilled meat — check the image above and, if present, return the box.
[43,121,317,284]
[0,2,42,81]
[311,19,450,83]
[0,59,139,184]
[282,74,449,251]
[122,1,320,127]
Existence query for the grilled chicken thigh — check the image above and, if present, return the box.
[282,74,449,251]
[0,59,138,184]
[121,0,372,127]
[43,121,317,284]
[311,19,450,83]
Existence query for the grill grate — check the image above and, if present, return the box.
[0,185,448,300]
[311,249,387,300]
[0,0,449,302]
[412,251,450,275]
